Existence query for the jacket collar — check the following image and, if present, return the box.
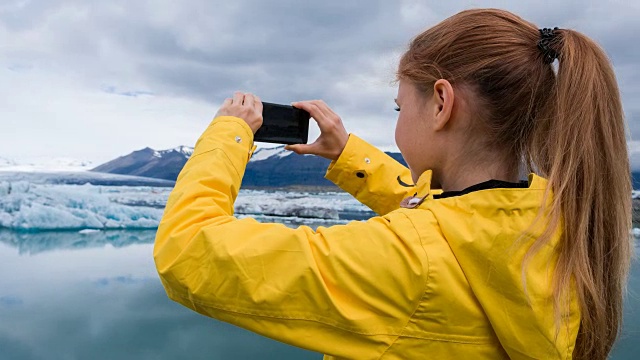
[399,171,549,209]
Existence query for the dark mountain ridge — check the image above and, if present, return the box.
[92,146,193,181]
[91,145,407,188]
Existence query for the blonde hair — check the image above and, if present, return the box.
[397,9,632,359]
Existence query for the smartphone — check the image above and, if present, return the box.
[254,102,310,145]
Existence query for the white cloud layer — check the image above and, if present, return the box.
[1,0,639,168]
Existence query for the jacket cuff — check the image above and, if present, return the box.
[191,116,255,177]
[325,134,377,194]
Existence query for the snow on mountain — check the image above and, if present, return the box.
[171,145,194,157]
[250,146,289,162]
[0,157,93,172]
[154,146,194,158]
[91,146,192,181]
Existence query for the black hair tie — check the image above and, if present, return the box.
[538,27,560,64]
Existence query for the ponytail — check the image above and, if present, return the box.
[530,29,632,359]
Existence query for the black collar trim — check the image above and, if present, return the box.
[433,179,529,199]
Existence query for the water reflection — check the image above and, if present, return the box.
[0,229,638,359]
[611,252,640,358]
[0,230,321,360]
[0,229,157,255]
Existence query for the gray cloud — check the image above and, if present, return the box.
[1,0,639,166]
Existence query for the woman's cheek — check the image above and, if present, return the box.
[395,117,406,153]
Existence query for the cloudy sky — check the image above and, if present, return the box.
[1,0,639,168]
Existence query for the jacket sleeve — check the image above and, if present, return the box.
[153,116,429,359]
[324,134,417,216]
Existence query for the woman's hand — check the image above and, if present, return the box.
[215,91,263,134]
[285,100,349,161]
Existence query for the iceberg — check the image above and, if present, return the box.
[0,181,169,231]
[234,190,374,221]
[0,175,374,231]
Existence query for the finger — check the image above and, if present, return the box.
[233,91,244,105]
[244,93,254,108]
[291,101,326,122]
[285,143,315,155]
[314,99,340,119]
[295,101,336,133]
[291,100,319,114]
[295,100,332,120]
[308,100,333,119]
[254,95,263,113]
[222,98,232,107]
[295,100,332,119]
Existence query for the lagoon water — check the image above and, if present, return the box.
[0,226,638,359]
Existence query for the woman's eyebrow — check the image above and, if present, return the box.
[394,98,399,105]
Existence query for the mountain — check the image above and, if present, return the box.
[91,145,407,188]
[91,146,193,180]
[89,147,640,190]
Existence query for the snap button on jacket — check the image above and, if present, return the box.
[154,116,580,359]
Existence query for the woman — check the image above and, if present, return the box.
[153,8,632,360]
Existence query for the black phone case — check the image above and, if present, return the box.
[254,102,310,145]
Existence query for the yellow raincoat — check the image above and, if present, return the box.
[154,116,580,359]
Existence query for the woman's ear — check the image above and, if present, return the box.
[431,79,454,131]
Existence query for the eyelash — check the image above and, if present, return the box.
[394,106,400,112]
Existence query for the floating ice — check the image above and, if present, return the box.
[235,190,372,221]
[0,181,169,231]
[78,229,101,234]
[0,177,374,231]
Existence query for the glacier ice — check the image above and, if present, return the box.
[0,177,374,231]
[234,190,372,221]
[0,181,168,231]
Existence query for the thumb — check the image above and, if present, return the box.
[285,143,315,155]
